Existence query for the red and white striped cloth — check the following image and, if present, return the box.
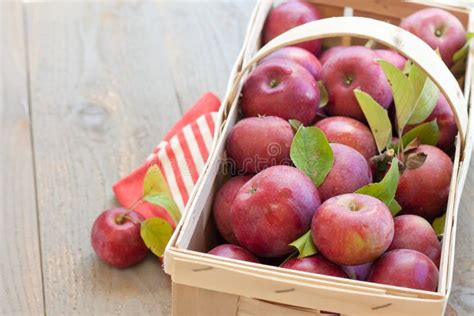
[113,93,220,227]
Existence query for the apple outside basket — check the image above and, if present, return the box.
[164,1,474,315]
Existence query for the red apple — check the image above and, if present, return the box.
[263,1,322,54]
[374,49,407,70]
[213,175,253,244]
[260,46,322,80]
[341,262,373,281]
[388,215,441,267]
[226,116,293,174]
[405,94,457,154]
[208,244,259,263]
[315,116,377,160]
[318,143,372,202]
[321,46,393,121]
[282,255,349,278]
[319,46,347,65]
[241,59,320,125]
[312,193,394,266]
[368,249,439,292]
[400,8,466,66]
[91,208,148,269]
[397,145,453,222]
[232,166,321,257]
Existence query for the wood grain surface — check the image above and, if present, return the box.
[0,1,471,315]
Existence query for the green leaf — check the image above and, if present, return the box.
[452,32,474,63]
[140,217,174,257]
[290,126,334,187]
[378,60,417,131]
[354,89,392,153]
[387,199,402,215]
[433,213,446,236]
[143,165,181,225]
[143,165,172,197]
[144,192,181,224]
[289,119,303,133]
[318,80,329,108]
[356,158,401,215]
[289,230,318,258]
[407,63,439,125]
[401,120,439,148]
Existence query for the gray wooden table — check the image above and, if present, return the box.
[0,1,472,315]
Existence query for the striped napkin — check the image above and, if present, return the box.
[112,93,220,226]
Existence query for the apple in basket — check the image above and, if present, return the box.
[241,59,320,125]
[231,165,321,258]
[321,46,393,121]
[368,249,439,292]
[312,193,394,266]
[260,46,323,80]
[281,255,348,278]
[388,215,441,267]
[263,1,322,54]
[315,116,377,161]
[400,8,466,66]
[208,244,259,263]
[213,175,253,245]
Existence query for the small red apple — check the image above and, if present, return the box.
[368,249,439,292]
[318,143,372,202]
[213,175,253,244]
[321,46,393,121]
[341,262,373,281]
[312,193,394,266]
[400,8,466,66]
[226,116,294,174]
[260,46,322,80]
[232,166,321,258]
[315,116,377,160]
[281,255,349,278]
[397,145,453,222]
[91,208,148,269]
[319,46,348,65]
[263,1,322,54]
[241,59,320,125]
[388,215,441,267]
[208,244,259,263]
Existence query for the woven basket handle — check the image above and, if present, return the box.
[232,16,467,150]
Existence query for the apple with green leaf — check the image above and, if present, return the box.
[231,165,320,258]
[321,46,393,121]
[318,143,372,201]
[315,116,377,160]
[374,49,407,70]
[91,208,148,269]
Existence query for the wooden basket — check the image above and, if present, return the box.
[164,1,474,315]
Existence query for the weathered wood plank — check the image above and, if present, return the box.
[448,154,474,315]
[0,1,45,315]
[155,0,255,110]
[24,2,183,314]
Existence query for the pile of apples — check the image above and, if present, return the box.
[207,0,468,293]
